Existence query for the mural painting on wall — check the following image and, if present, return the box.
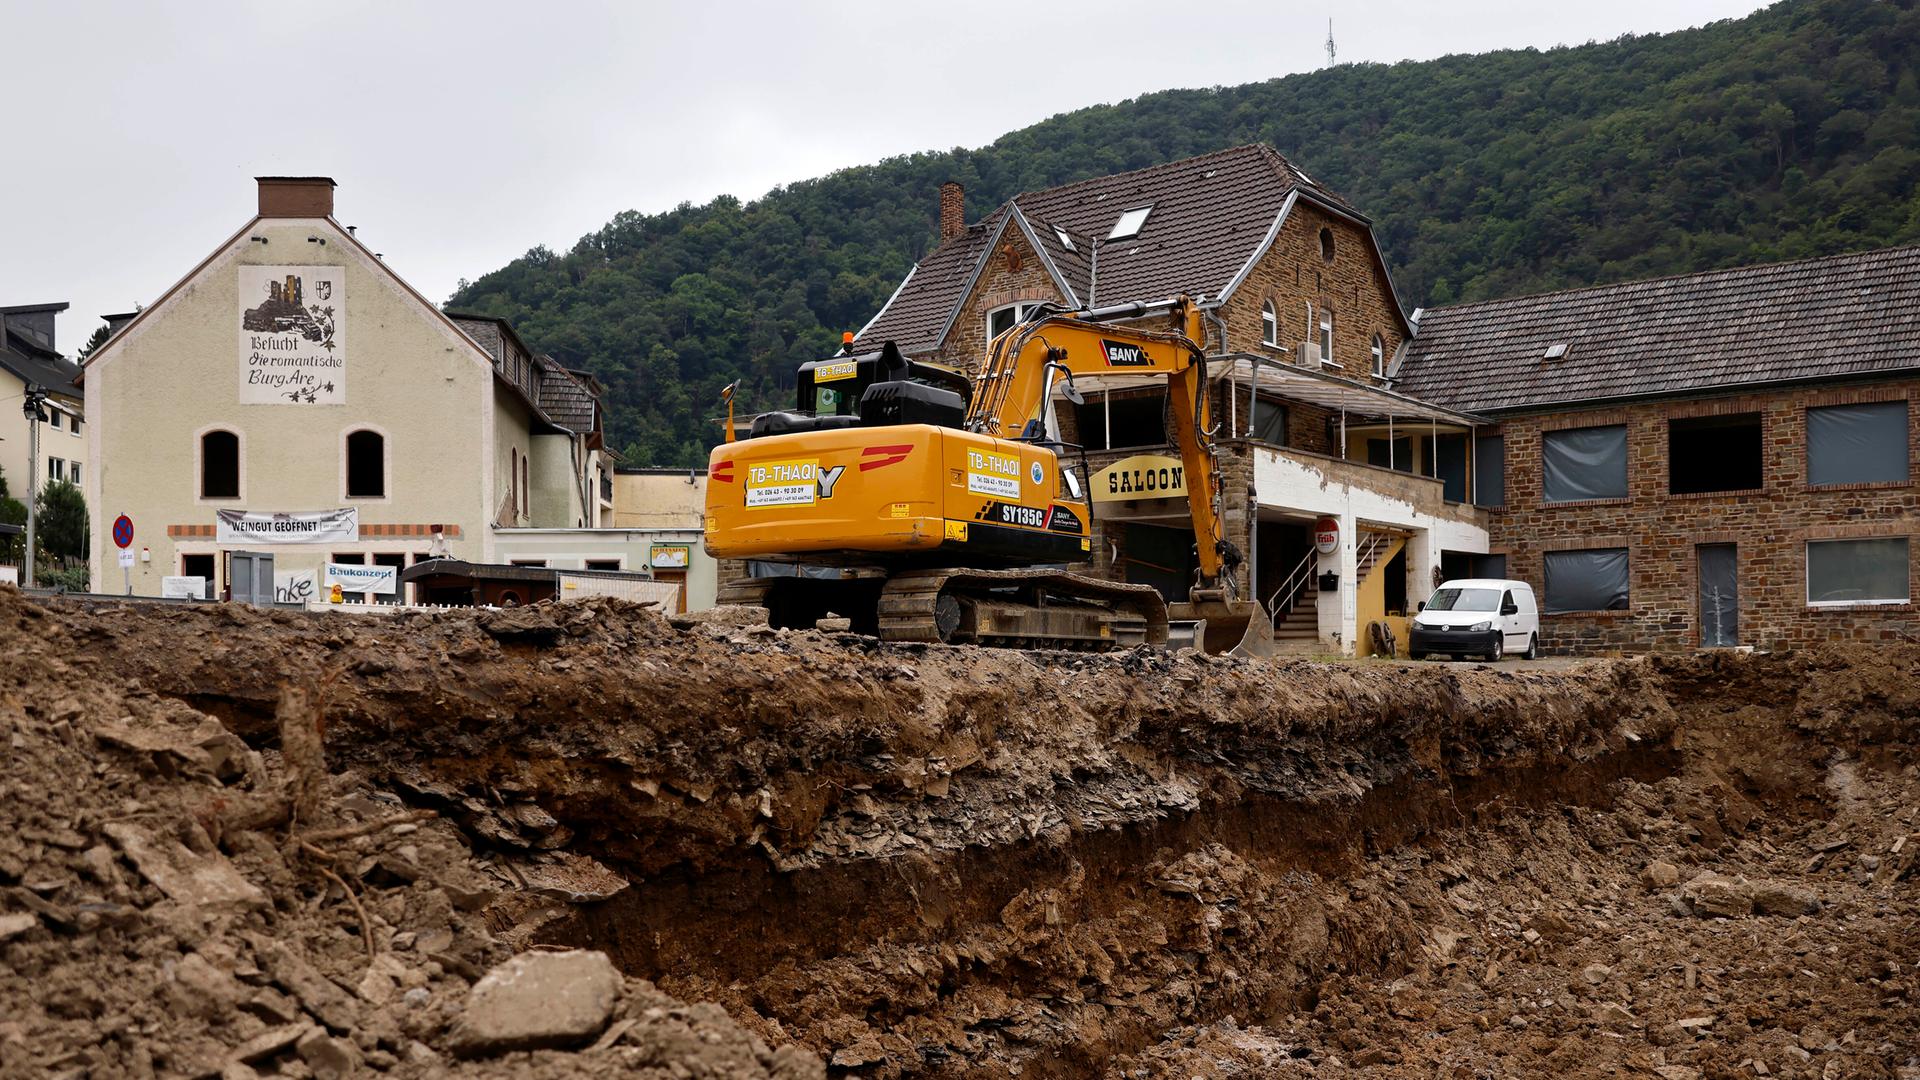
[239,265,345,405]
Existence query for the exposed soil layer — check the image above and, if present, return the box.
[2,590,1915,1078]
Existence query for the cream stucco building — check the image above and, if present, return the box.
[84,177,609,600]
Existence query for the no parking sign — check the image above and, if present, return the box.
[112,515,134,549]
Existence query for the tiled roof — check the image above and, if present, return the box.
[856,207,1008,354]
[856,145,1360,353]
[1396,245,1920,415]
[536,354,598,431]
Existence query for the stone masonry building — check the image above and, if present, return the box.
[854,146,1494,654]
[1397,245,1920,653]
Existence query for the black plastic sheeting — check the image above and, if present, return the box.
[1698,544,1738,646]
[1474,434,1505,508]
[1807,402,1909,486]
[1807,538,1910,603]
[1544,547,1630,613]
[1542,425,1627,502]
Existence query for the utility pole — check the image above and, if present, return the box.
[21,385,46,589]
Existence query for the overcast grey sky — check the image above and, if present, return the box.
[3,0,1767,351]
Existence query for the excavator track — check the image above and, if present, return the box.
[877,568,1169,650]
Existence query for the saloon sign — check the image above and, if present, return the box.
[1092,454,1187,503]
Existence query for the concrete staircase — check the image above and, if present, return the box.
[1270,586,1320,647]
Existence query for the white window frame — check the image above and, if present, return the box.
[46,457,64,484]
[48,411,62,431]
[194,424,246,504]
[1370,333,1385,377]
[1805,537,1910,607]
[69,461,81,485]
[1260,301,1278,347]
[1318,309,1335,366]
[986,302,1042,342]
[341,424,392,503]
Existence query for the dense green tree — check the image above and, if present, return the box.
[34,481,88,565]
[447,0,1920,467]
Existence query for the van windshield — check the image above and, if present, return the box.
[1428,587,1500,612]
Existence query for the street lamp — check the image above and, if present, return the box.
[21,385,47,589]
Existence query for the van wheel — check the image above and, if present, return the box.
[1523,633,1540,660]
[1488,636,1503,662]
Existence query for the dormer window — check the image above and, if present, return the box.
[1261,301,1278,347]
[1107,206,1152,240]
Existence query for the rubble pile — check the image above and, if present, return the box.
[0,587,1914,1077]
[0,589,823,1079]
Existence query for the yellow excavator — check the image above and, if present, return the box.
[702,296,1273,654]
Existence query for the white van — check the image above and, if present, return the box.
[1409,578,1540,661]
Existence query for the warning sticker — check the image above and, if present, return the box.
[965,449,1022,499]
[815,360,857,383]
[745,460,820,507]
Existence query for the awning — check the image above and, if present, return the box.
[1215,354,1490,426]
[1058,352,1489,428]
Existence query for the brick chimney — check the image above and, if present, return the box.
[256,176,337,218]
[939,181,965,242]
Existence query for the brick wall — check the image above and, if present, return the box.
[1488,381,1920,654]
[1216,202,1406,382]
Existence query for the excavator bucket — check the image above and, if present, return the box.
[1172,592,1280,658]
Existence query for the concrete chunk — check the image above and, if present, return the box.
[104,823,266,913]
[447,950,621,1057]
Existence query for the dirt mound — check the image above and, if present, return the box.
[1,588,1915,1078]
[0,588,822,1079]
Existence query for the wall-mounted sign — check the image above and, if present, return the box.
[1093,454,1187,503]
[215,507,359,545]
[325,562,397,595]
[649,544,691,569]
[1314,516,1340,554]
[161,576,207,600]
[239,265,346,405]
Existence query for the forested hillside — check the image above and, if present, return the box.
[448,0,1920,466]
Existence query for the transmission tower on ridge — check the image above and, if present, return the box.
[1325,19,1337,67]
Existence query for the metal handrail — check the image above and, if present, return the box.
[1266,546,1320,619]
[1355,531,1388,578]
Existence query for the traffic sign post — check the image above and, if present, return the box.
[112,515,134,596]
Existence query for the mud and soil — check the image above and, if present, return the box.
[1,589,1914,1078]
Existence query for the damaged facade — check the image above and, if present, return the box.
[853,148,1918,654]
[1397,245,1920,653]
[856,145,1494,655]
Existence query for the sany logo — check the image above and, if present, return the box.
[815,465,846,498]
[1101,338,1151,367]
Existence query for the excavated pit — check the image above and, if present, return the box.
[1,591,1915,1078]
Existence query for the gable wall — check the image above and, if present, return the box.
[931,226,1065,377]
[1218,203,1404,382]
[87,219,496,596]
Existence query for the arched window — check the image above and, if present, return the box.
[346,429,385,498]
[1370,333,1385,377]
[201,430,239,499]
[510,448,519,515]
[1260,301,1278,347]
[1319,227,1336,263]
[520,454,529,515]
[987,302,1042,341]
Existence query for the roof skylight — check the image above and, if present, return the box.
[1543,342,1570,360]
[1053,227,1075,252]
[1107,206,1152,240]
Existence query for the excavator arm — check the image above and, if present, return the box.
[966,297,1235,589]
